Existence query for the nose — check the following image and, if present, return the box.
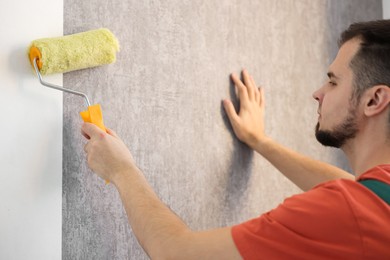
[312,85,325,103]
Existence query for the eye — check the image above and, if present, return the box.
[329,81,337,86]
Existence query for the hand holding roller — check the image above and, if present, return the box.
[29,28,120,184]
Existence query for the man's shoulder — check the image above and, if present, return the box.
[271,169,390,228]
[274,180,352,219]
[357,164,390,184]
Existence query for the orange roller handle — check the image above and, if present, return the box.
[80,104,106,131]
[80,104,110,184]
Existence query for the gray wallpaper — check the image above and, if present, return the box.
[63,0,382,259]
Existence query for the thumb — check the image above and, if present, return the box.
[223,99,239,124]
[81,122,104,139]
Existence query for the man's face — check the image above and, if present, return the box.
[312,39,362,148]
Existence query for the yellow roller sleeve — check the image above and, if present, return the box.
[29,28,120,75]
[80,104,106,131]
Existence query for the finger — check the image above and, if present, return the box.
[254,87,260,104]
[81,130,90,140]
[252,76,260,103]
[259,87,265,107]
[223,99,240,124]
[106,128,119,138]
[249,74,260,102]
[242,69,254,100]
[250,75,257,87]
[231,73,248,101]
[82,122,105,139]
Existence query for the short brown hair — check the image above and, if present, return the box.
[339,20,390,100]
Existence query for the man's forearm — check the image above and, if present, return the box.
[112,167,190,259]
[81,123,241,259]
[254,137,354,191]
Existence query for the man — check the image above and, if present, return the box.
[82,20,390,259]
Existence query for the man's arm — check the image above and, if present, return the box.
[223,70,354,191]
[82,123,242,260]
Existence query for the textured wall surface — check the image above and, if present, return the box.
[63,0,382,259]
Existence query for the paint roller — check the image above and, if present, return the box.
[28,28,120,131]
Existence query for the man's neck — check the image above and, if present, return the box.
[342,129,390,179]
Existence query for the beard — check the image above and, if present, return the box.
[315,107,359,148]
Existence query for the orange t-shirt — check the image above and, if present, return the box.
[232,165,390,259]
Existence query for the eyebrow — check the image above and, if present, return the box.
[327,71,340,80]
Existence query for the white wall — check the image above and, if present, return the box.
[384,0,390,18]
[0,1,62,259]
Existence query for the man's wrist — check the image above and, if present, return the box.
[251,136,272,155]
[112,164,140,187]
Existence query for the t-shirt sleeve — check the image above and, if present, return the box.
[231,184,361,259]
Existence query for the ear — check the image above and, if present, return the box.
[363,85,390,117]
